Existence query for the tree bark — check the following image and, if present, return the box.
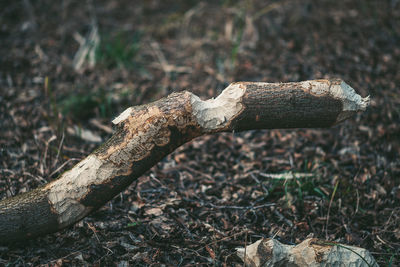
[0,79,369,243]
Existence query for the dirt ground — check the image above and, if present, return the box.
[0,0,399,266]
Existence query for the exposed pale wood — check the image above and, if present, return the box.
[0,79,369,243]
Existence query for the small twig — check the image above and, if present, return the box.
[325,180,339,239]
[89,118,113,134]
[196,230,248,252]
[250,173,269,196]
[149,41,191,75]
[182,166,214,181]
[273,209,293,227]
[72,22,100,72]
[243,229,248,267]
[0,169,15,175]
[355,189,360,214]
[23,172,47,184]
[376,235,394,249]
[149,173,167,188]
[205,202,275,210]
[258,171,314,180]
[52,132,65,169]
[2,169,15,196]
[86,222,100,243]
[271,229,281,239]
[46,249,89,266]
[167,210,194,240]
[253,2,284,19]
[41,135,57,176]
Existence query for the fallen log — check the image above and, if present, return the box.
[0,79,369,243]
[236,238,377,267]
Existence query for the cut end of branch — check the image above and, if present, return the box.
[332,80,369,111]
[300,79,370,123]
[332,80,370,123]
[359,95,371,110]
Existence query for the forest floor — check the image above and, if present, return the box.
[1,0,399,266]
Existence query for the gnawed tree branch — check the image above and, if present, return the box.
[0,79,369,243]
[236,238,377,267]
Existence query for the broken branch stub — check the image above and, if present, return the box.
[0,79,369,243]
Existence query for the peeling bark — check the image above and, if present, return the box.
[0,79,369,243]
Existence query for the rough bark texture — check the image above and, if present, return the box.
[236,238,377,267]
[0,79,369,243]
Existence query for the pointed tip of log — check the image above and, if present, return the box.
[360,95,371,111]
[331,80,370,123]
[298,79,369,124]
[335,80,369,110]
